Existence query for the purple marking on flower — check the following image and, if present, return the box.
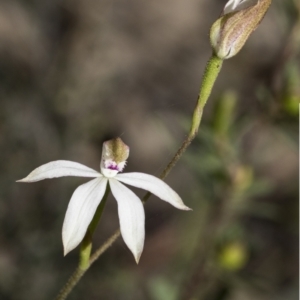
[108,164,119,171]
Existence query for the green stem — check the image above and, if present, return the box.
[79,232,92,271]
[160,55,223,180]
[142,55,223,204]
[53,54,223,300]
[88,186,110,235]
[79,186,110,270]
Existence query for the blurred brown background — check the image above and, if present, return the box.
[0,0,299,299]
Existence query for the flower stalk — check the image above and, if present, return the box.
[87,186,110,236]
[79,233,92,271]
[160,55,223,181]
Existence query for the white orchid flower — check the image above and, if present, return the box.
[18,138,191,263]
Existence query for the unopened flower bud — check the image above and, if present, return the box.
[210,0,272,59]
[101,137,130,177]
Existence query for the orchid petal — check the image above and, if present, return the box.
[224,0,257,14]
[62,177,108,255]
[109,178,145,263]
[224,0,241,12]
[116,173,191,211]
[17,160,100,182]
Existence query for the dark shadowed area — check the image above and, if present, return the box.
[0,0,298,299]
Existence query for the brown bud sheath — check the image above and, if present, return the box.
[210,0,272,59]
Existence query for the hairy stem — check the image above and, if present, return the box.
[54,268,84,300]
[160,55,223,179]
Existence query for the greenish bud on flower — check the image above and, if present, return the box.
[101,137,130,177]
[210,0,272,59]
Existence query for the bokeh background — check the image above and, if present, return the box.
[0,0,299,299]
